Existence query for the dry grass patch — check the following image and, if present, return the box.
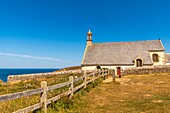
[61,73,170,113]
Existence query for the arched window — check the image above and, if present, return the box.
[152,54,159,62]
[136,59,142,67]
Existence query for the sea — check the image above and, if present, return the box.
[0,68,59,82]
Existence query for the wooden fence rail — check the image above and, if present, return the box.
[0,69,110,113]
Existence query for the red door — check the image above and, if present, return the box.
[117,67,121,76]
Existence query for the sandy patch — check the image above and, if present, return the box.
[152,100,163,103]
[118,100,125,102]
[154,81,165,84]
[144,94,152,97]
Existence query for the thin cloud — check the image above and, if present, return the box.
[0,52,77,63]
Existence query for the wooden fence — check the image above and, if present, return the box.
[0,69,110,113]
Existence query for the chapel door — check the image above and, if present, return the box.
[117,67,121,76]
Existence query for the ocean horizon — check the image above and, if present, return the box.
[0,68,59,82]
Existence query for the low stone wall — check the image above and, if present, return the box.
[8,69,82,83]
[55,69,82,74]
[122,65,170,76]
[8,72,55,83]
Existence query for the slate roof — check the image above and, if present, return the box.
[165,54,170,63]
[82,40,165,65]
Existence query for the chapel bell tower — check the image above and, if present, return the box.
[87,30,93,46]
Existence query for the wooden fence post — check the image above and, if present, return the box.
[108,70,110,76]
[102,69,104,75]
[106,70,109,78]
[103,69,106,80]
[69,76,74,98]
[100,69,102,76]
[41,81,47,113]
[83,71,87,88]
[112,70,116,82]
[98,69,100,77]
[92,70,95,83]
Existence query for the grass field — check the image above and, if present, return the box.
[0,73,170,113]
[47,73,170,113]
[0,72,82,113]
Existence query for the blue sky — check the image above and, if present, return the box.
[0,0,170,68]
